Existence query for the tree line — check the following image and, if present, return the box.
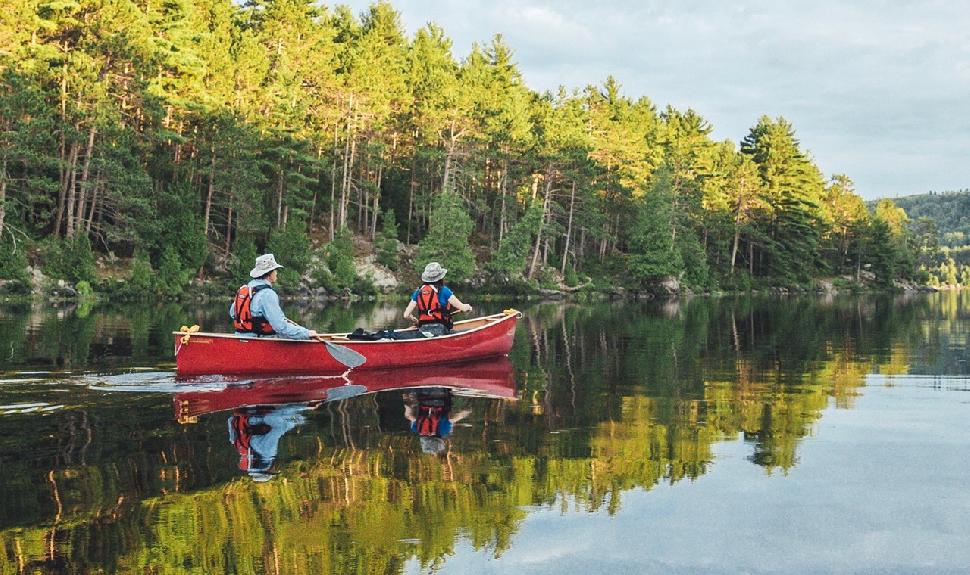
[0,0,926,295]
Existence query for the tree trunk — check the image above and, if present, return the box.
[561,180,576,275]
[58,140,79,238]
[203,142,216,236]
[441,137,455,194]
[749,241,754,276]
[330,127,338,240]
[71,125,97,238]
[224,188,234,256]
[527,177,552,279]
[407,149,417,244]
[339,96,355,231]
[275,163,284,229]
[309,146,321,228]
[498,168,507,245]
[85,171,101,233]
[0,157,7,236]
[371,164,382,240]
[730,227,740,275]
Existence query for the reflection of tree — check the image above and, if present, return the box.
[2,294,965,573]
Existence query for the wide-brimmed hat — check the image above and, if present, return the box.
[250,253,284,278]
[421,262,447,283]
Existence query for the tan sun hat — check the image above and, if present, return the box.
[421,262,447,283]
[250,253,285,278]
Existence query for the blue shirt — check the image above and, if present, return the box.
[411,284,453,308]
[229,279,312,340]
[228,405,309,473]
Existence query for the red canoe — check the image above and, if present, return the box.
[174,310,521,377]
[173,357,516,422]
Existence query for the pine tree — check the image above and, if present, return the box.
[377,209,399,268]
[416,192,475,282]
[628,173,683,287]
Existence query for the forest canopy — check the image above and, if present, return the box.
[0,0,930,294]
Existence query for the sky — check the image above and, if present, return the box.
[338,0,970,200]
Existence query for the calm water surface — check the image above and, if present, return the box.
[1,294,969,574]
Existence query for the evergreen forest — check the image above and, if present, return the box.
[0,0,940,297]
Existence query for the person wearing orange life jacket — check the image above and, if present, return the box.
[229,253,318,339]
[402,262,472,337]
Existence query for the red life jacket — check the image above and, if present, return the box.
[231,413,253,471]
[416,283,453,327]
[232,284,275,335]
[415,404,444,436]
[230,412,271,471]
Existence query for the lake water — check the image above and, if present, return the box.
[0,293,968,574]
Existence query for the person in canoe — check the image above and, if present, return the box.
[230,253,318,339]
[402,262,473,337]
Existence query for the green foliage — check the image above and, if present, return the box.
[267,219,311,286]
[678,227,712,289]
[0,238,29,284]
[124,253,155,299]
[230,238,259,283]
[156,246,187,297]
[0,0,917,296]
[42,236,97,284]
[891,190,970,248]
[488,202,542,280]
[563,266,579,287]
[74,280,94,297]
[416,192,475,282]
[315,228,356,290]
[628,174,683,286]
[377,209,399,268]
[537,266,558,290]
[154,184,208,275]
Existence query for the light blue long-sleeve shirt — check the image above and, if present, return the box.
[228,405,309,474]
[229,279,312,339]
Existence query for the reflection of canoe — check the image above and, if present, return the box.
[174,357,516,422]
[173,311,520,376]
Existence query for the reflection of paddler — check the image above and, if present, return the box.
[227,404,309,481]
[403,388,471,455]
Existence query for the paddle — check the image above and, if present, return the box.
[314,336,367,369]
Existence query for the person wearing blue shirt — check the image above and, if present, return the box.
[402,262,472,337]
[229,253,318,340]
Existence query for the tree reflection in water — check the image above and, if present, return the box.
[0,293,967,573]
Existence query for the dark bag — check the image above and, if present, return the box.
[347,328,398,341]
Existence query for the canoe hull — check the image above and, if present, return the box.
[174,356,516,421]
[174,311,519,377]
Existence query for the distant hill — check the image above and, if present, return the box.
[883,190,970,247]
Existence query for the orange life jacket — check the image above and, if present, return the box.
[416,283,453,327]
[415,404,444,436]
[230,411,271,471]
[232,284,275,335]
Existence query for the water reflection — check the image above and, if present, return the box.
[172,359,516,480]
[0,294,969,573]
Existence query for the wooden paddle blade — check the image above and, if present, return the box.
[323,340,367,368]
